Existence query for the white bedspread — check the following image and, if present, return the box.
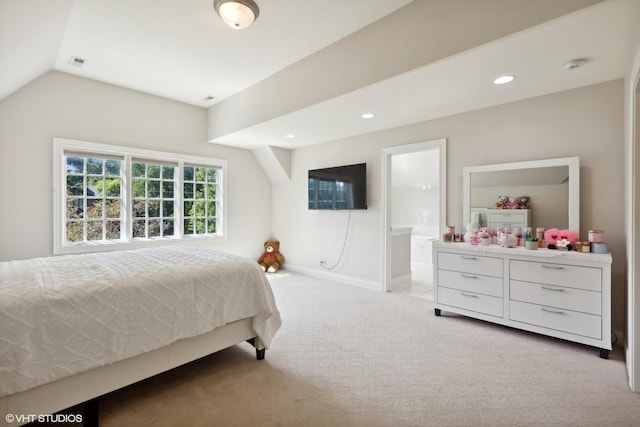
[0,246,281,397]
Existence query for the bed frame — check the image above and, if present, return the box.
[0,318,264,427]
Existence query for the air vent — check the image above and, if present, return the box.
[563,59,586,70]
[68,56,87,67]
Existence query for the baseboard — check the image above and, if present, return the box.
[283,264,381,291]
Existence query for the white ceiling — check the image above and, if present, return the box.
[1,0,639,150]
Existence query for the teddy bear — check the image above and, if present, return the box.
[258,240,285,273]
[496,195,508,209]
[506,196,518,209]
[517,196,530,209]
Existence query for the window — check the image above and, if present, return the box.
[53,138,227,254]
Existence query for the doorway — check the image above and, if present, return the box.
[381,139,446,295]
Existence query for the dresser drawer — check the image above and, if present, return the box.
[510,300,601,339]
[438,269,502,297]
[438,286,503,317]
[510,260,601,292]
[488,211,528,227]
[437,252,503,277]
[510,280,601,315]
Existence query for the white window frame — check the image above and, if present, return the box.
[53,137,228,255]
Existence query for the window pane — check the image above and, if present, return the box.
[207,185,216,199]
[183,182,194,199]
[195,167,206,182]
[87,221,103,241]
[106,221,121,239]
[105,160,121,177]
[207,202,216,216]
[67,198,83,219]
[148,219,161,237]
[183,166,194,181]
[87,158,103,174]
[195,218,205,234]
[164,219,174,236]
[86,199,103,219]
[66,157,84,174]
[195,183,204,198]
[148,200,160,218]
[66,176,84,196]
[132,163,145,178]
[86,176,103,196]
[133,200,146,218]
[183,219,193,235]
[132,179,145,198]
[162,181,174,198]
[148,164,160,179]
[207,169,216,183]
[162,166,174,179]
[207,220,216,233]
[133,220,146,238]
[148,180,160,198]
[163,201,174,217]
[66,221,83,242]
[195,200,205,216]
[105,178,121,197]
[105,199,121,218]
[184,201,193,216]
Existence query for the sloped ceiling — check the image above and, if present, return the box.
[2,0,639,150]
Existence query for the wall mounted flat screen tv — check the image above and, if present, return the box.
[308,163,367,210]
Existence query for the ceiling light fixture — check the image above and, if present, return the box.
[285,134,296,139]
[214,0,260,30]
[493,75,515,85]
[361,113,375,119]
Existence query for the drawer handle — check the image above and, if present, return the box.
[460,292,478,298]
[460,273,478,279]
[541,307,565,315]
[460,256,477,260]
[541,264,564,270]
[541,285,564,292]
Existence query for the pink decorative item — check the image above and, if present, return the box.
[544,228,578,247]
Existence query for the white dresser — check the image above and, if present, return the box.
[433,242,612,358]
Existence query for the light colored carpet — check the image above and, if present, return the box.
[100,271,640,426]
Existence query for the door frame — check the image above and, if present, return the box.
[381,138,446,292]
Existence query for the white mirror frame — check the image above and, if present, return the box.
[463,157,580,233]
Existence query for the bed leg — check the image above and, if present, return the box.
[82,398,99,427]
[246,337,266,360]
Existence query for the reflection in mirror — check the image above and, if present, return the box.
[463,157,580,233]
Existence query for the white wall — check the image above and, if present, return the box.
[0,71,272,261]
[272,79,626,331]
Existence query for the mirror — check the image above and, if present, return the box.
[463,157,580,233]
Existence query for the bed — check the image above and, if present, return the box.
[0,246,281,426]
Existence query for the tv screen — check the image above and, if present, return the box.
[308,163,367,210]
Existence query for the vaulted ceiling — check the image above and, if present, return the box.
[2,0,639,150]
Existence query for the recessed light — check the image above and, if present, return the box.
[285,134,296,138]
[361,113,375,119]
[493,75,515,85]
